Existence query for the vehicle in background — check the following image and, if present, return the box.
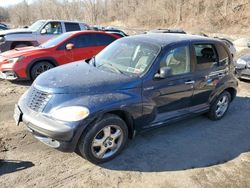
[0,20,90,53]
[0,23,8,30]
[235,54,250,80]
[0,31,120,80]
[146,28,187,34]
[15,34,237,164]
[91,25,128,37]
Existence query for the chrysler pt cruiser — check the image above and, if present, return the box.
[14,34,238,164]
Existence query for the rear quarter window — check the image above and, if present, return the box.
[216,44,230,66]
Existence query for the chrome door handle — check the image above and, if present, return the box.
[185,80,195,85]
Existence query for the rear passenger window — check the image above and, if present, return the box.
[216,44,230,66]
[95,34,116,46]
[194,44,218,70]
[65,23,81,32]
[74,34,96,48]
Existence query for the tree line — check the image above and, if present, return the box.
[0,0,249,33]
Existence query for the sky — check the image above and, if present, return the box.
[0,0,34,7]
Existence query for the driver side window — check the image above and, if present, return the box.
[160,45,190,76]
[42,22,62,35]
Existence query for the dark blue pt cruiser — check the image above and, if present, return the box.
[14,34,238,164]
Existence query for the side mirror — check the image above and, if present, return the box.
[66,43,74,51]
[23,26,29,29]
[41,29,47,34]
[155,67,172,79]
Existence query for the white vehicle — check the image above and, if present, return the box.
[0,20,89,53]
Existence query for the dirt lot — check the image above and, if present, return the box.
[1,74,250,187]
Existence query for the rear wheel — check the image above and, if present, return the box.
[207,91,231,120]
[30,61,54,80]
[77,114,128,164]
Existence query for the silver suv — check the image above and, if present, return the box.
[0,20,89,53]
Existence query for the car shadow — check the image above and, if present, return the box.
[101,96,250,172]
[0,160,34,176]
[10,80,32,86]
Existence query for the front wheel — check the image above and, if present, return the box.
[30,61,54,80]
[207,91,231,121]
[77,114,128,164]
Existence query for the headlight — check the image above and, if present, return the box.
[236,59,246,65]
[50,106,90,122]
[8,56,25,64]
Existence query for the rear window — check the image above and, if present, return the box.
[65,23,81,32]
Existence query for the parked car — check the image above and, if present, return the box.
[235,54,250,80]
[0,23,8,30]
[0,31,120,80]
[146,28,186,34]
[15,34,237,164]
[91,25,128,37]
[0,20,90,53]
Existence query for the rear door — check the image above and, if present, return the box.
[191,42,227,107]
[72,33,118,61]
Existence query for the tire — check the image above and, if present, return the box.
[207,91,231,121]
[30,61,54,80]
[77,114,128,164]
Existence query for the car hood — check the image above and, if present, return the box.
[33,61,141,94]
[0,46,44,58]
[0,28,32,36]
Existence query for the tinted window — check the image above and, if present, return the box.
[160,45,190,76]
[194,44,218,70]
[65,23,81,32]
[95,34,116,46]
[216,44,230,66]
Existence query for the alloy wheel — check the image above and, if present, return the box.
[91,125,124,159]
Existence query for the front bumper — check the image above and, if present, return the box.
[16,93,92,152]
[0,70,19,80]
[235,68,250,80]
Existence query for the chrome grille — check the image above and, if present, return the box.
[26,87,51,112]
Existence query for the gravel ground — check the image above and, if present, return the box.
[0,72,250,187]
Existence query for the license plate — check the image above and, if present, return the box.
[13,104,22,126]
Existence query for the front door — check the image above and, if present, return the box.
[38,22,63,44]
[142,44,194,128]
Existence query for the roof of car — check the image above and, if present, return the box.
[39,19,89,25]
[127,33,221,47]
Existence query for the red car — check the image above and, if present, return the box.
[0,31,120,80]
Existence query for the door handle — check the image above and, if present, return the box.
[185,80,195,85]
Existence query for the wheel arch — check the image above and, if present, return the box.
[26,57,59,80]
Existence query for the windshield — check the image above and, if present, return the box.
[95,39,160,75]
[29,20,46,31]
[40,32,73,48]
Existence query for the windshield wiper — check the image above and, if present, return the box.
[97,63,125,75]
